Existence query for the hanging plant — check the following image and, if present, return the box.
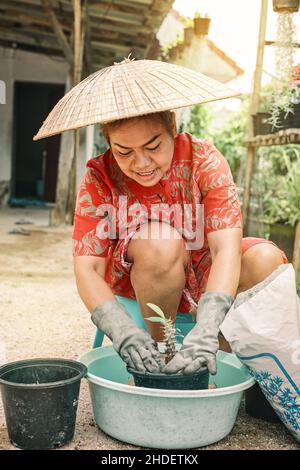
[267,11,300,128]
[273,0,300,13]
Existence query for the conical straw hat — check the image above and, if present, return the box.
[34,56,240,141]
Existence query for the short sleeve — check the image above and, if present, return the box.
[72,167,112,257]
[196,140,243,234]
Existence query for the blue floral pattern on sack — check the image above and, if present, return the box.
[248,367,300,436]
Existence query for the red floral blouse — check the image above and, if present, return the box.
[72,132,243,312]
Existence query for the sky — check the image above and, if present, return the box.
[173,0,300,95]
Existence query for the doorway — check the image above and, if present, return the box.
[12,81,65,203]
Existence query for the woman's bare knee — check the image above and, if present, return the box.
[238,243,284,291]
[127,222,190,269]
[132,221,182,242]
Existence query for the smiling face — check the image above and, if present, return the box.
[106,113,177,187]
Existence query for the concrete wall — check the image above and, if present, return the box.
[0,47,69,202]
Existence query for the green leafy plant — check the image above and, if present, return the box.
[255,145,300,227]
[258,83,277,113]
[194,12,209,19]
[186,102,213,138]
[211,110,247,182]
[146,303,183,364]
[267,84,300,129]
[267,12,300,128]
[183,17,194,28]
[163,31,184,56]
[271,150,300,226]
[186,96,249,182]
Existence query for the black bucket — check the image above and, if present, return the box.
[127,367,209,390]
[245,382,280,423]
[0,358,87,449]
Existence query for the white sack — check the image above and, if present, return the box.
[220,263,300,442]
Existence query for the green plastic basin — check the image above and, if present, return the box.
[80,346,255,449]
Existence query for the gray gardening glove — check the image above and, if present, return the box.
[162,292,234,375]
[91,299,163,373]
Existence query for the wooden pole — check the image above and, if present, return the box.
[85,0,93,76]
[243,0,268,231]
[292,219,300,282]
[51,1,87,226]
[44,0,74,226]
[73,0,82,86]
[65,0,84,225]
[51,74,73,226]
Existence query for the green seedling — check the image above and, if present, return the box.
[146,303,183,364]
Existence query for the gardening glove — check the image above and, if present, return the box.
[162,292,234,376]
[91,299,163,373]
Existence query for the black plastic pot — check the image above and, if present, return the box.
[0,358,87,449]
[252,113,273,136]
[287,102,300,128]
[245,382,280,423]
[128,367,209,390]
[252,106,300,136]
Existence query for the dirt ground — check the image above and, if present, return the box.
[0,207,299,451]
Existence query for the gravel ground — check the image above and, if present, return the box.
[0,207,299,451]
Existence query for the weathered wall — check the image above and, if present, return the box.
[0,47,69,204]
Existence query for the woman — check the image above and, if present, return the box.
[72,109,287,376]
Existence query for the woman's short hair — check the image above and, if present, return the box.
[101,110,175,145]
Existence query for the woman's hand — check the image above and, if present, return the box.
[162,292,234,375]
[92,299,163,373]
[162,228,241,375]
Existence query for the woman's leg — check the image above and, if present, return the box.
[127,222,190,342]
[126,229,286,345]
[220,241,286,352]
[237,242,286,294]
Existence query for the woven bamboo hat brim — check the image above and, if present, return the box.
[34,57,240,141]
